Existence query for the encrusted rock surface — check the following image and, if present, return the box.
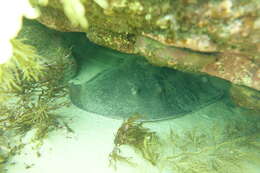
[230,85,260,112]
[136,36,260,91]
[35,0,260,54]
[32,0,260,91]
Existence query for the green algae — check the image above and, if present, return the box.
[0,19,76,171]
[0,19,75,137]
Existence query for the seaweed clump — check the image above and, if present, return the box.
[164,121,260,173]
[0,38,73,172]
[0,38,70,138]
[110,116,260,172]
[109,115,161,170]
[0,39,44,90]
[0,131,9,173]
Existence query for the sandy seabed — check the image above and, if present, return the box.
[5,97,260,173]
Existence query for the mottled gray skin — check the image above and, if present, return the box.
[69,41,227,121]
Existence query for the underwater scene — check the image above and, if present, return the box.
[0,1,260,173]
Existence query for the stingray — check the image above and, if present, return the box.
[69,40,227,121]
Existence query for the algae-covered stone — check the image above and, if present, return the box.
[136,36,260,91]
[230,85,260,112]
[35,0,260,56]
[31,0,259,92]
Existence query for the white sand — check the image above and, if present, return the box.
[5,98,260,173]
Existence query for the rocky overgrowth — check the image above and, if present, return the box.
[135,36,260,91]
[230,85,260,112]
[28,0,260,109]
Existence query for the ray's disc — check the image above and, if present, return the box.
[69,42,227,121]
